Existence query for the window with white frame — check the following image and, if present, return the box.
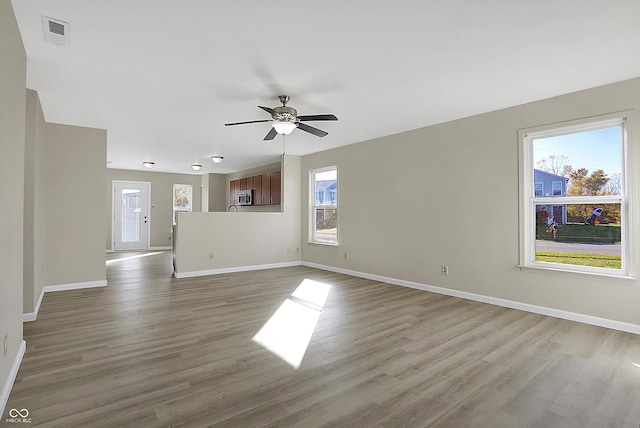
[520,115,628,276]
[534,182,543,197]
[173,184,192,224]
[310,166,338,245]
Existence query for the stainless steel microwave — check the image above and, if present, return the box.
[238,189,252,206]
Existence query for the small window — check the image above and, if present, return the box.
[310,166,338,245]
[520,115,628,276]
[173,184,192,224]
[534,182,543,197]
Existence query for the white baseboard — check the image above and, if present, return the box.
[174,261,302,279]
[0,340,26,419]
[302,261,640,335]
[23,280,107,322]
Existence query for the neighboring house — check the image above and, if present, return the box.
[534,169,569,224]
[315,180,337,205]
[315,179,337,227]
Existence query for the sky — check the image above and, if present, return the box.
[315,169,336,182]
[533,126,622,177]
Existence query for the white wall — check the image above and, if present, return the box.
[174,155,301,276]
[0,0,25,412]
[301,77,640,327]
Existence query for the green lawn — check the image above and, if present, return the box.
[536,251,621,269]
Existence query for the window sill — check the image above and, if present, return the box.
[518,264,635,281]
[308,240,339,247]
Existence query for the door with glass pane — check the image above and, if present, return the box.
[113,181,150,251]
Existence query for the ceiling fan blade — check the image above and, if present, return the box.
[258,106,275,115]
[225,119,271,126]
[297,114,338,122]
[297,122,329,138]
[263,127,278,141]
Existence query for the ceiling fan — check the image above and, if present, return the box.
[225,95,338,141]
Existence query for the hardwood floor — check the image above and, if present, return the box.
[5,251,640,427]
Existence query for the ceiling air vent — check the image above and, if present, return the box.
[41,16,69,46]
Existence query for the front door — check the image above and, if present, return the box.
[113,181,150,251]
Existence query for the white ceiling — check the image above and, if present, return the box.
[12,0,640,174]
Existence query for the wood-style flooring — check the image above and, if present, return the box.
[5,251,640,427]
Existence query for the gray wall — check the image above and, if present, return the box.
[174,155,301,275]
[44,123,107,287]
[23,90,107,312]
[201,173,227,212]
[23,90,107,314]
[106,169,202,250]
[301,77,640,326]
[23,89,46,313]
[0,0,25,405]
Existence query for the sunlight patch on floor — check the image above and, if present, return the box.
[106,251,164,265]
[252,279,332,369]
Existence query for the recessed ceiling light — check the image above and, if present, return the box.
[142,161,155,169]
[212,156,224,164]
[191,164,202,171]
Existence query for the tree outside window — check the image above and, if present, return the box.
[521,116,627,275]
[173,184,192,224]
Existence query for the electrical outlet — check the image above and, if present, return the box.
[441,265,449,275]
[3,333,7,357]
[208,252,214,260]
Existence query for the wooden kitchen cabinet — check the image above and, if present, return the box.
[270,170,281,205]
[261,173,271,205]
[252,174,262,206]
[228,171,281,206]
[229,179,240,206]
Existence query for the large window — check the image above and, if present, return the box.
[310,166,338,245]
[520,116,628,276]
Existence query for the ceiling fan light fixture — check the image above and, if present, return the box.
[211,156,224,164]
[142,161,155,169]
[191,164,202,171]
[273,120,297,135]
